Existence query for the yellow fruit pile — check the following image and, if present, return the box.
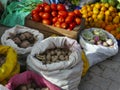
[80,3,120,40]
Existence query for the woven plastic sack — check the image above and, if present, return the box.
[6,71,61,90]
[1,25,44,54]
[79,28,118,67]
[27,37,83,90]
[0,84,8,90]
[0,45,20,85]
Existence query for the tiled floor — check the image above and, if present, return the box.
[0,24,120,90]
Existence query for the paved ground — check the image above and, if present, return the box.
[0,24,120,90]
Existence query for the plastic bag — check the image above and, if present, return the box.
[0,0,42,26]
[0,45,20,84]
[1,25,44,54]
[27,37,83,90]
[79,0,99,7]
[5,71,61,90]
[79,28,118,67]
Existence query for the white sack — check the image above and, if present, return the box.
[79,28,118,67]
[0,85,8,90]
[1,25,44,54]
[27,37,83,90]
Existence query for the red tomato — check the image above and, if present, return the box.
[44,5,51,12]
[69,22,76,30]
[39,12,44,17]
[42,19,51,25]
[57,4,66,11]
[75,17,81,25]
[68,12,76,17]
[42,12,51,19]
[51,11,58,17]
[58,11,68,18]
[41,2,48,7]
[65,16,74,24]
[52,17,58,23]
[35,6,43,12]
[61,22,68,29]
[55,21,61,28]
[32,14,41,22]
[37,4,42,7]
[50,3,57,11]
[31,10,38,15]
[58,16,64,23]
[74,9,82,17]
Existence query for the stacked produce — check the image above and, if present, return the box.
[31,3,82,30]
[35,48,71,64]
[81,28,114,47]
[14,82,48,90]
[9,32,36,48]
[80,2,120,40]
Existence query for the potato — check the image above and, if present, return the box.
[65,55,69,60]
[9,33,16,39]
[26,83,32,88]
[13,37,21,45]
[19,34,26,40]
[24,32,33,39]
[46,54,51,61]
[59,55,65,61]
[28,88,34,90]
[15,84,27,90]
[35,88,41,90]
[20,40,30,48]
[41,88,49,90]
[31,82,37,88]
[50,50,55,55]
[56,51,61,56]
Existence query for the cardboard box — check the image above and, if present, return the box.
[25,14,85,39]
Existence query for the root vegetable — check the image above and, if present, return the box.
[24,32,33,39]
[56,51,61,56]
[103,42,108,47]
[13,37,21,45]
[106,39,113,46]
[36,48,70,64]
[65,55,69,60]
[59,55,64,60]
[20,41,30,48]
[19,34,26,40]
[28,88,34,90]
[46,54,51,61]
[50,50,55,55]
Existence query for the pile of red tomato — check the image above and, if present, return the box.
[31,3,82,30]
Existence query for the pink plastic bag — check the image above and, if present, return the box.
[5,71,61,90]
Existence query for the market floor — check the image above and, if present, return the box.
[0,24,120,90]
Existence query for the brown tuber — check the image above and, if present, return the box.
[20,40,30,48]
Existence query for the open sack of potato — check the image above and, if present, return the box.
[1,25,44,54]
[79,28,118,67]
[5,71,61,90]
[27,37,83,90]
[0,45,20,85]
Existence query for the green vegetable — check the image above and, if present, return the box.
[82,30,94,40]
[117,3,120,9]
[108,0,117,6]
[100,0,108,3]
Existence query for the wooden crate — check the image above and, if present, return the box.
[25,14,85,39]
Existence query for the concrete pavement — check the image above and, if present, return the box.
[0,24,120,90]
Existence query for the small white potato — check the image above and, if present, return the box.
[59,55,65,61]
